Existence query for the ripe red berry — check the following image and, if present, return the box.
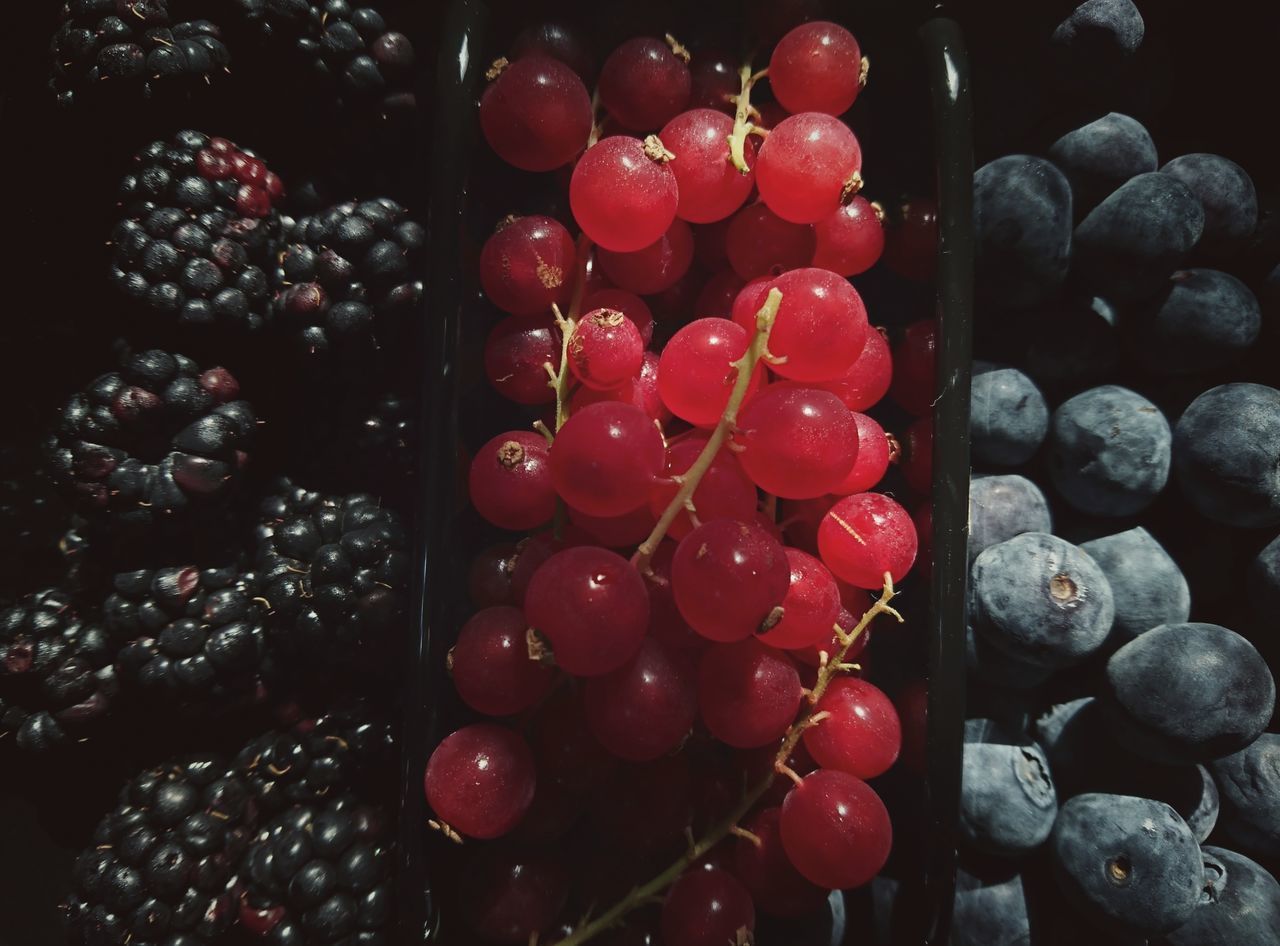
[570,351,670,425]
[469,431,556,530]
[598,37,692,131]
[449,606,555,717]
[755,113,862,224]
[733,807,828,918]
[660,867,756,946]
[725,203,817,280]
[479,215,577,316]
[662,108,757,223]
[581,288,655,346]
[648,434,758,541]
[425,723,535,839]
[831,413,892,495]
[567,503,657,548]
[658,318,763,428]
[480,56,592,172]
[523,546,649,676]
[883,198,939,282]
[812,324,892,412]
[752,267,869,382]
[812,196,884,276]
[569,308,646,391]
[460,846,569,945]
[817,492,918,589]
[735,385,859,499]
[769,21,864,116]
[697,637,801,748]
[889,319,937,417]
[551,401,665,517]
[780,769,891,889]
[484,314,560,405]
[694,268,746,319]
[757,547,841,649]
[671,518,791,642]
[570,136,679,252]
[585,637,697,761]
[597,219,695,295]
[803,677,901,778]
[901,415,933,494]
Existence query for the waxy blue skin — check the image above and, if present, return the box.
[975,155,1073,309]
[1049,112,1156,218]
[970,363,1050,467]
[1080,527,1189,648]
[1210,733,1280,861]
[1156,846,1280,946]
[971,532,1114,669]
[1247,532,1280,623]
[1161,153,1258,250]
[1103,623,1276,765]
[1130,268,1261,374]
[960,718,1058,856]
[1174,383,1280,529]
[968,475,1053,565]
[1047,385,1171,517]
[950,863,1031,946]
[1051,792,1203,936]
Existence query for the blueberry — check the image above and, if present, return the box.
[950,863,1032,946]
[1157,846,1280,946]
[1051,0,1145,62]
[1050,793,1202,936]
[1080,528,1190,647]
[966,624,1054,691]
[1103,623,1275,765]
[968,475,1053,564]
[969,363,1049,467]
[1173,383,1280,528]
[1161,154,1258,252]
[1209,734,1280,861]
[974,155,1073,309]
[1024,297,1120,396]
[960,719,1057,856]
[1072,172,1203,302]
[1048,112,1157,218]
[1247,534,1280,622]
[1129,269,1261,374]
[971,532,1114,668]
[1048,385,1171,516]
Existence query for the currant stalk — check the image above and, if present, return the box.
[727,63,769,173]
[552,572,904,946]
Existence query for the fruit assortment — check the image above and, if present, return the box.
[955,1,1279,943]
[421,11,948,945]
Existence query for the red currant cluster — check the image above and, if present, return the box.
[425,17,938,945]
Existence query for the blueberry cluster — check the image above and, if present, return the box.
[956,1,1280,942]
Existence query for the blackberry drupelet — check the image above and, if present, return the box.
[236,705,395,814]
[238,796,394,945]
[46,349,255,532]
[255,481,407,668]
[273,199,424,355]
[66,755,256,946]
[0,589,118,752]
[111,131,284,330]
[106,564,271,707]
[231,0,417,112]
[50,1,230,107]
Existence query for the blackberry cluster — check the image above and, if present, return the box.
[236,705,395,815]
[106,564,271,706]
[0,589,118,752]
[255,480,408,667]
[274,199,424,355]
[231,0,417,112]
[239,796,394,945]
[45,349,255,531]
[51,1,229,107]
[65,755,255,945]
[110,131,284,330]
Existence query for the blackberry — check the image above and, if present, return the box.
[50,1,230,107]
[255,480,408,668]
[45,349,255,532]
[66,755,256,945]
[106,564,271,706]
[239,797,393,945]
[0,589,118,752]
[236,705,395,814]
[110,131,284,330]
[273,199,424,355]
[231,0,417,112]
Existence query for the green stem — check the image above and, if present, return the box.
[727,64,767,173]
[553,574,904,946]
[632,288,782,572]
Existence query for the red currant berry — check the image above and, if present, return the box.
[469,542,518,608]
[597,219,695,295]
[481,56,592,172]
[812,196,884,276]
[697,637,801,748]
[757,547,841,649]
[523,546,649,676]
[694,216,733,269]
[779,495,836,555]
[831,413,891,495]
[567,503,657,548]
[571,136,680,252]
[895,678,929,776]
[582,288,654,346]
[569,308,646,391]
[648,434,758,541]
[508,527,591,607]
[511,22,596,82]
[756,267,869,382]
[645,539,707,655]
[694,268,746,319]
[599,37,692,131]
[725,202,817,280]
[661,867,755,946]
[900,415,933,495]
[780,769,891,889]
[817,492,918,589]
[803,677,901,778]
[570,351,670,425]
[735,385,858,499]
[551,401,665,517]
[480,215,577,316]
[485,314,560,405]
[689,49,739,113]
[755,114,862,224]
[585,637,697,761]
[792,602,873,667]
[672,519,790,643]
[733,807,828,918]
[769,21,863,116]
[812,324,892,412]
[662,108,757,223]
[461,847,569,945]
[889,319,937,417]
[469,431,556,530]
[658,318,764,428]
[425,723,535,839]
[883,198,939,282]
[450,606,555,717]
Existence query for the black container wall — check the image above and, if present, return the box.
[414,3,972,944]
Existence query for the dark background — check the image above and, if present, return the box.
[0,0,1277,943]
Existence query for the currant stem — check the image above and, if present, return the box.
[727,64,767,173]
[553,575,902,946]
[632,288,782,572]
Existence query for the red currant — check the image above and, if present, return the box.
[424,723,535,839]
[479,215,577,316]
[449,606,555,717]
[599,37,692,131]
[769,21,863,116]
[481,56,592,172]
[812,196,884,276]
[830,413,891,495]
[648,434,758,541]
[662,108,757,224]
[733,807,828,918]
[735,385,858,499]
[469,431,556,530]
[597,219,695,294]
[570,136,679,252]
[780,769,891,889]
[817,492,918,589]
[585,637,697,761]
[756,547,841,649]
[755,114,862,224]
[485,314,560,405]
[889,319,937,417]
[803,677,901,778]
[569,308,646,391]
[581,288,655,346]
[660,867,755,946]
[697,637,801,748]
[725,202,816,280]
[551,401,666,517]
[658,318,764,428]
[812,324,892,412]
[753,267,869,382]
[672,518,790,642]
